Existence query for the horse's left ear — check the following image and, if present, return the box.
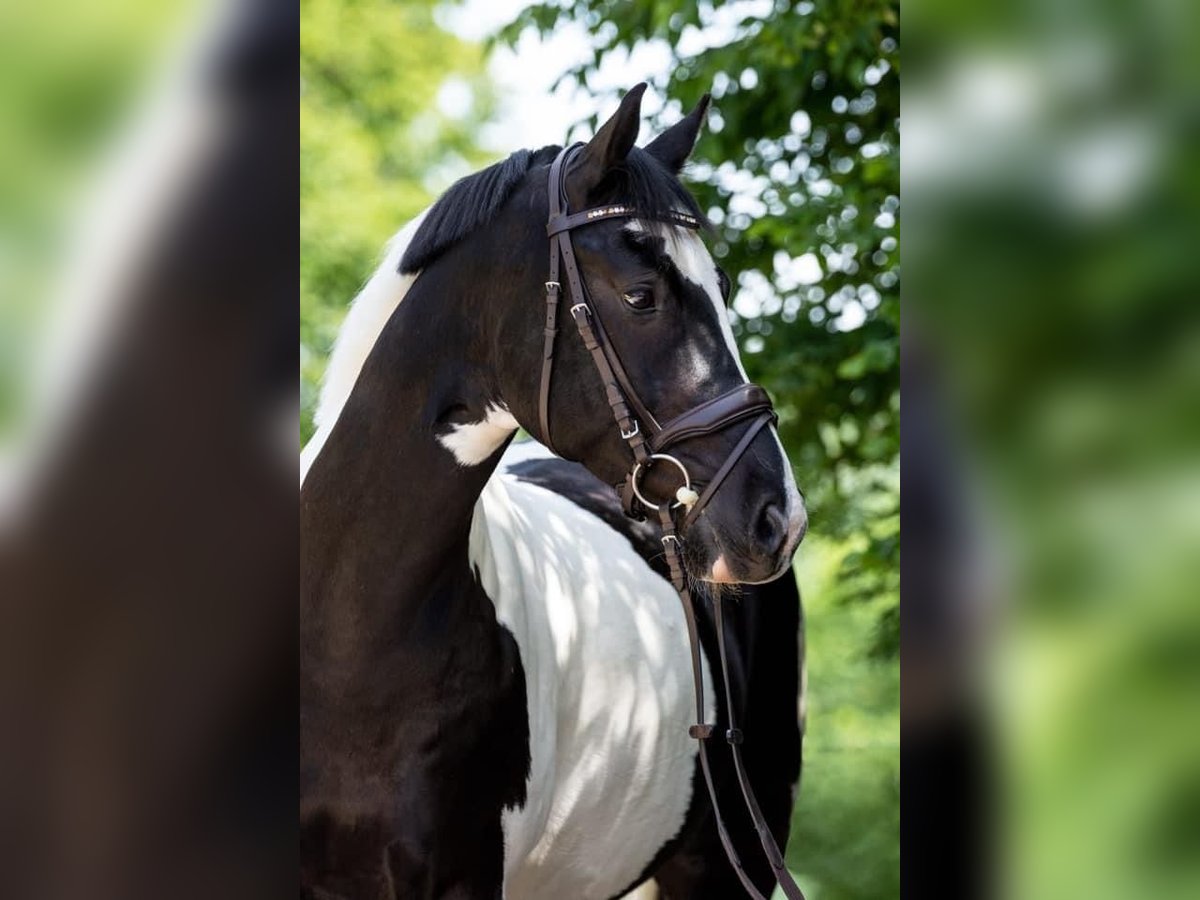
[568,83,647,204]
[645,94,712,173]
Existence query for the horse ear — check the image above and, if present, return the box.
[568,83,647,202]
[645,94,712,173]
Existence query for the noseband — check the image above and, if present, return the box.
[538,144,806,900]
[539,144,778,525]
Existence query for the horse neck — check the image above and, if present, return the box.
[300,272,515,663]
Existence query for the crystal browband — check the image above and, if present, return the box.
[547,206,701,237]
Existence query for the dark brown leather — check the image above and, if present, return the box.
[681,412,774,531]
[711,585,805,898]
[580,299,660,430]
[548,205,701,237]
[537,148,573,455]
[538,281,561,455]
[540,144,806,900]
[650,384,775,452]
[658,505,806,900]
[567,302,651,465]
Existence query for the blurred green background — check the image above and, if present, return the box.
[0,0,190,437]
[907,0,1200,897]
[301,1,900,898]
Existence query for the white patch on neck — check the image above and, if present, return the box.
[300,208,429,486]
[631,220,806,540]
[438,403,519,466]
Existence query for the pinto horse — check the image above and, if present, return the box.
[301,85,807,899]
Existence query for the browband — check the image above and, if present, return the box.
[548,206,701,237]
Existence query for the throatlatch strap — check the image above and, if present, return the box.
[538,146,575,454]
[543,144,656,458]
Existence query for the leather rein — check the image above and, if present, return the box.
[538,144,806,900]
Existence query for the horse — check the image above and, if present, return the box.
[301,84,808,899]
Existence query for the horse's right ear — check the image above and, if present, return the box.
[567,83,647,205]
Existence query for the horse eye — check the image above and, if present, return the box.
[622,289,653,310]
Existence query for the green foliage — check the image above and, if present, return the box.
[787,539,900,900]
[300,0,496,442]
[495,0,900,645]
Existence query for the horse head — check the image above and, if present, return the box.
[401,84,806,584]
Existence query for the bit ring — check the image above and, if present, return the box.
[630,453,693,511]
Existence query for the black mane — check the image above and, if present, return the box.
[399,148,540,274]
[399,145,710,275]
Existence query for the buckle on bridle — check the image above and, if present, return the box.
[620,421,640,440]
[569,303,590,317]
[545,281,561,292]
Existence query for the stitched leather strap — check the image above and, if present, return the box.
[539,280,561,454]
[651,384,775,452]
[555,234,659,438]
[658,507,806,900]
[548,206,701,237]
[537,147,574,453]
[568,302,650,465]
[713,593,807,900]
[543,143,806,899]
[546,145,656,460]
[682,412,775,531]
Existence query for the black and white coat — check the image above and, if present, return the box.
[301,104,805,899]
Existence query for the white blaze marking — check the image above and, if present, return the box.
[437,403,519,466]
[630,221,807,554]
[655,224,750,381]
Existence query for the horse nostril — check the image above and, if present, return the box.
[757,502,789,556]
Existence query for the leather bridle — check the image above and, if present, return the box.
[539,144,807,900]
